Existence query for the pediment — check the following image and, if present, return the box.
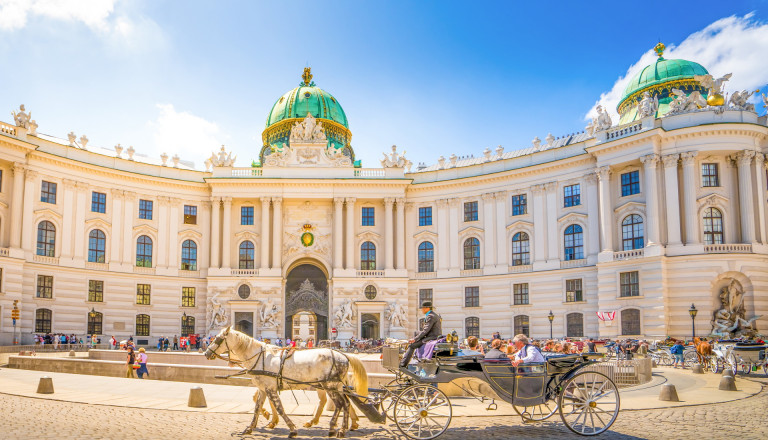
[84,217,112,230]
[614,201,645,214]
[133,224,158,235]
[697,193,729,207]
[356,230,382,241]
[558,212,588,223]
[34,208,62,220]
[459,225,484,236]
[506,220,534,231]
[233,230,259,240]
[413,230,438,241]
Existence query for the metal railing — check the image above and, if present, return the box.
[584,358,652,387]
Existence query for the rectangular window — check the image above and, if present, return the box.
[511,194,527,216]
[182,287,196,307]
[136,284,151,305]
[418,207,432,226]
[241,206,254,225]
[138,199,153,220]
[135,315,150,337]
[565,279,583,302]
[41,181,57,204]
[91,191,106,213]
[183,205,197,224]
[419,288,433,304]
[464,286,479,307]
[702,163,719,187]
[463,201,478,222]
[619,271,640,297]
[361,207,375,226]
[514,315,530,337]
[0,169,3,192]
[88,280,104,302]
[564,184,581,207]
[620,171,640,196]
[513,283,529,305]
[36,275,53,298]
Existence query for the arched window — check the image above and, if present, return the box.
[621,309,641,336]
[181,315,195,336]
[135,235,153,267]
[87,311,103,335]
[463,237,480,270]
[514,315,530,337]
[511,232,530,266]
[465,317,480,338]
[135,314,150,336]
[238,284,251,299]
[566,313,584,337]
[703,207,724,245]
[35,308,52,333]
[36,221,56,257]
[181,239,197,271]
[364,285,377,300]
[88,229,106,263]
[417,241,434,273]
[564,224,584,261]
[621,215,644,250]
[361,241,376,270]
[238,241,255,269]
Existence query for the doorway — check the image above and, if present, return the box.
[234,312,253,337]
[361,313,380,340]
[285,263,328,341]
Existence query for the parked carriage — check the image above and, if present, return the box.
[345,344,620,439]
[710,341,768,375]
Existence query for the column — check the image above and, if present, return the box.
[345,198,355,270]
[585,173,600,257]
[384,198,394,270]
[109,189,123,264]
[333,198,344,270]
[404,202,416,271]
[681,152,700,245]
[736,150,756,243]
[210,197,221,268]
[168,198,180,269]
[448,198,459,270]
[72,183,88,260]
[271,197,282,269]
[662,154,682,246]
[436,199,449,271]
[754,153,767,244]
[61,179,77,260]
[122,192,136,265]
[221,197,232,269]
[596,166,613,252]
[261,197,271,270]
[640,154,661,246]
[20,170,37,253]
[494,191,508,267]
[10,163,25,249]
[545,182,558,261]
[531,184,547,263]
[395,198,406,270]
[157,197,169,267]
[482,193,496,268]
[200,201,212,269]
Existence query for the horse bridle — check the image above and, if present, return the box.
[207,333,264,369]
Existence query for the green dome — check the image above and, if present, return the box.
[618,57,708,109]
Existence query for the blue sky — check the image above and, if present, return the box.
[1,1,767,169]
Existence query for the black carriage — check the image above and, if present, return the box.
[350,344,620,439]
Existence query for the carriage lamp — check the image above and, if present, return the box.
[548,311,555,339]
[689,304,697,341]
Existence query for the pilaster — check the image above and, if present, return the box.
[60,179,77,261]
[681,152,700,245]
[481,193,496,269]
[384,197,394,271]
[20,169,38,254]
[395,198,406,270]
[261,197,271,270]
[210,196,221,269]
[9,163,25,250]
[345,198,355,270]
[662,154,682,246]
[271,197,282,269]
[735,150,756,243]
[221,196,233,269]
[494,191,508,269]
[109,188,124,266]
[640,153,661,252]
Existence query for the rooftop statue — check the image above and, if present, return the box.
[728,89,757,112]
[209,145,236,167]
[667,88,707,115]
[12,104,31,129]
[290,112,327,143]
[637,91,659,118]
[380,144,412,170]
[762,93,768,115]
[694,73,732,97]
[710,279,762,339]
[586,105,612,136]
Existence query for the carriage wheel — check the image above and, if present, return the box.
[762,364,768,377]
[513,401,559,422]
[381,378,409,422]
[740,363,752,375]
[726,354,739,375]
[659,353,673,366]
[394,384,452,440]
[558,371,620,436]
[683,351,697,368]
[709,357,722,374]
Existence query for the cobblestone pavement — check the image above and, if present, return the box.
[1,379,767,440]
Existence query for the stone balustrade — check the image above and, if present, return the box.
[704,243,753,253]
[357,270,385,277]
[614,249,644,261]
[231,268,259,276]
[560,258,588,269]
[33,255,59,265]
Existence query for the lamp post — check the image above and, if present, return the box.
[688,304,697,341]
[182,312,187,335]
[548,310,554,339]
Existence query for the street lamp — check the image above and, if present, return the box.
[688,304,698,341]
[548,310,554,339]
[89,307,96,319]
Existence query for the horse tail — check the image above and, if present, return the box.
[346,354,368,398]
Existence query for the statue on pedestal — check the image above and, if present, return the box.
[12,104,31,128]
[637,91,659,118]
[386,300,408,328]
[710,280,762,338]
[334,299,354,329]
[260,297,280,329]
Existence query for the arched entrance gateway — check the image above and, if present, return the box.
[285,263,329,341]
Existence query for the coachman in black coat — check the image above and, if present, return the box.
[400,301,442,367]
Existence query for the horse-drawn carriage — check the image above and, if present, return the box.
[710,341,768,375]
[205,328,619,439]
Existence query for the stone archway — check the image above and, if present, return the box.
[285,263,328,341]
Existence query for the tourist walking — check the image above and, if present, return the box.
[136,348,149,379]
[110,335,117,350]
[126,347,137,378]
[670,340,685,368]
[173,335,179,350]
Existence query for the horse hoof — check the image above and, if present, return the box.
[303,422,314,428]
[350,423,359,431]
[288,432,298,439]
[266,422,276,429]
[239,428,253,435]
[328,430,337,437]
[336,431,346,438]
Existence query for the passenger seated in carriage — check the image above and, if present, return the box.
[484,338,508,359]
[460,336,483,356]
[510,334,545,366]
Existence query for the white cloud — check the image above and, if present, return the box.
[149,104,226,164]
[587,13,768,122]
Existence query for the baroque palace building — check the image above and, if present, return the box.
[1,47,767,345]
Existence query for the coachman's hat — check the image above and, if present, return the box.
[421,301,433,308]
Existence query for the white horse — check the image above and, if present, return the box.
[204,327,368,438]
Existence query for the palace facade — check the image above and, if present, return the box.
[1,50,767,345]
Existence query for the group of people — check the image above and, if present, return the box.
[33,333,100,348]
[154,334,203,352]
[125,346,149,379]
